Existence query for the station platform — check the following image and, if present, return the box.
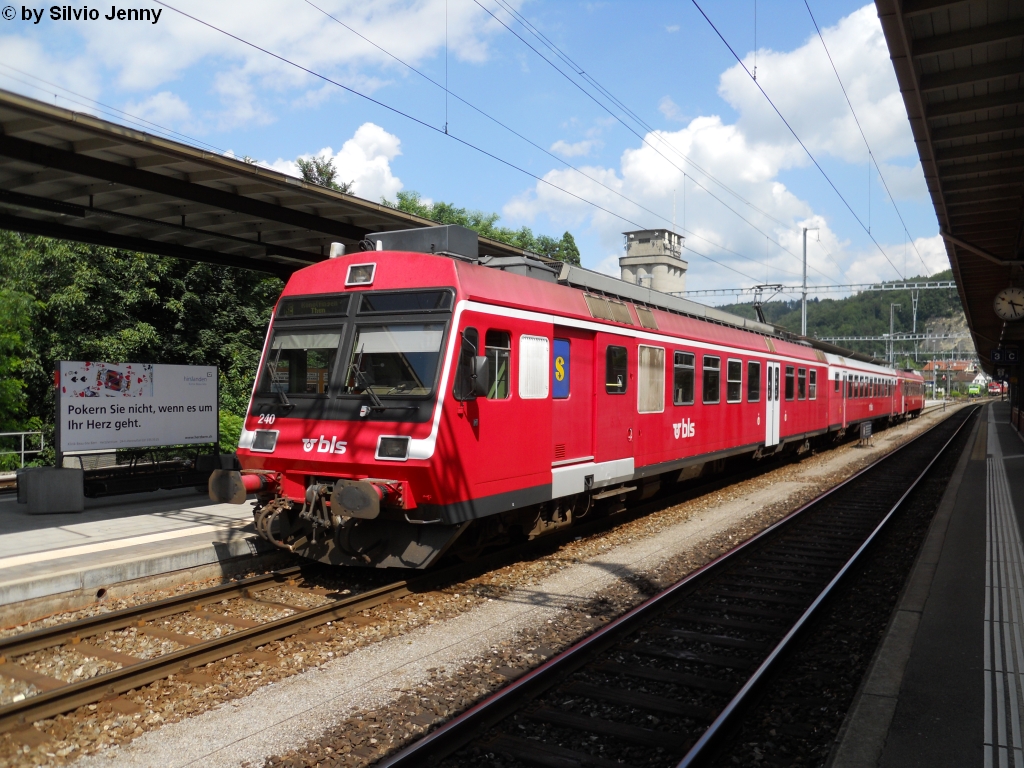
[831,401,1022,767]
[0,488,286,625]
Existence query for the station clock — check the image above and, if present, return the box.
[994,287,1024,321]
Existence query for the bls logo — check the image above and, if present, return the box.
[673,418,695,439]
[302,436,347,454]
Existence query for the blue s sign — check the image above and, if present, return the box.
[552,338,570,399]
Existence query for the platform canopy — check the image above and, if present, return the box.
[0,88,531,278]
[876,0,1024,373]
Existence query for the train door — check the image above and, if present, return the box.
[551,328,594,464]
[765,361,780,447]
[595,335,634,464]
[842,373,848,429]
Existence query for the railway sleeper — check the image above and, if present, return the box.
[481,733,630,768]
[714,578,818,595]
[563,681,711,719]
[647,626,769,651]
[528,707,688,749]
[591,661,739,694]
[623,642,756,670]
[666,612,789,636]
[684,601,800,620]
[704,589,810,607]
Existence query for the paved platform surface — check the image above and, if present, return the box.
[830,401,1023,767]
[0,488,278,613]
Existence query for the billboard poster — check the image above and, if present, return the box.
[57,361,218,452]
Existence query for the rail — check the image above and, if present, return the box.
[378,405,977,767]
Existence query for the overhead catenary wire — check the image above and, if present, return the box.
[150,0,765,282]
[690,0,906,279]
[486,0,815,246]
[0,64,235,159]
[298,0,803,279]
[803,0,930,275]
[473,0,844,284]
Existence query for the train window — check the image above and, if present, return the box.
[747,361,761,402]
[673,351,695,405]
[809,370,817,400]
[835,371,840,392]
[358,290,453,314]
[261,330,341,395]
[519,335,550,399]
[453,327,479,401]
[727,360,742,403]
[606,346,628,395]
[638,346,666,413]
[345,323,445,398]
[703,356,721,404]
[797,368,806,400]
[785,366,795,400]
[486,331,511,399]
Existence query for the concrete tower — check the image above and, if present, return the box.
[619,229,687,294]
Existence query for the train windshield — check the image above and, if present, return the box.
[260,331,341,395]
[344,323,445,397]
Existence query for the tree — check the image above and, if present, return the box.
[0,288,32,431]
[296,155,352,193]
[555,231,581,265]
[0,232,283,453]
[382,191,581,263]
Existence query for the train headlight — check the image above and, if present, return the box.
[251,430,278,452]
[376,436,410,461]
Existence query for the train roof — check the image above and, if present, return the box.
[289,224,896,372]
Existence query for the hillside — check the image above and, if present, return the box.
[715,270,970,363]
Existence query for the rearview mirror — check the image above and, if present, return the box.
[471,356,489,397]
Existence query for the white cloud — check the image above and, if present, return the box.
[0,36,102,111]
[269,122,403,202]
[719,4,915,164]
[658,96,687,123]
[0,0,511,128]
[503,4,935,292]
[122,91,191,126]
[876,160,929,201]
[845,234,948,284]
[666,24,680,33]
[550,139,599,157]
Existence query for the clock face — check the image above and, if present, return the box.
[995,288,1024,321]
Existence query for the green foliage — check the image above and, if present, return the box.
[0,287,33,430]
[0,232,282,456]
[383,191,581,264]
[718,270,963,351]
[219,409,244,454]
[296,155,352,193]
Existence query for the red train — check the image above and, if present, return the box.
[210,226,925,568]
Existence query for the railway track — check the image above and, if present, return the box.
[0,409,953,744]
[0,453,789,738]
[378,406,978,768]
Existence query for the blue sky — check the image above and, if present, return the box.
[0,1,945,299]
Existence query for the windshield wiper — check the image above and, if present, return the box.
[349,348,417,413]
[260,353,294,415]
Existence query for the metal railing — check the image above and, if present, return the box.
[0,431,44,468]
